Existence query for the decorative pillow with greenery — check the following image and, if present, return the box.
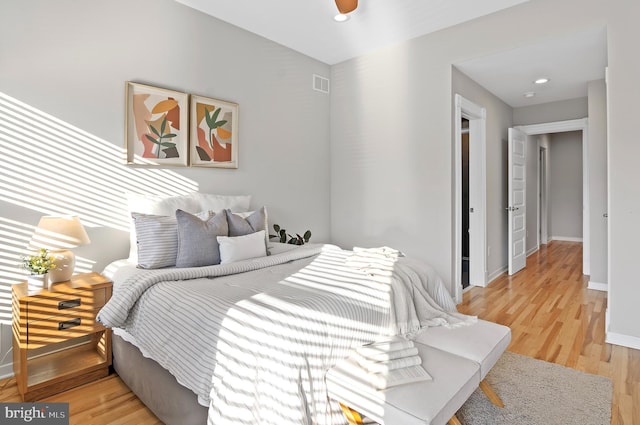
[269,224,311,245]
[21,248,56,275]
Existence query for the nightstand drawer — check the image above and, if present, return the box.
[25,288,107,323]
[27,310,106,348]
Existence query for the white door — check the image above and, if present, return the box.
[508,128,527,275]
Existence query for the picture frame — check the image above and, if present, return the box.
[125,82,189,166]
[189,94,239,168]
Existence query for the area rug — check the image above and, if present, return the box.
[455,352,612,425]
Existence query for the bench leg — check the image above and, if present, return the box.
[479,379,505,408]
[448,415,462,425]
[339,403,365,425]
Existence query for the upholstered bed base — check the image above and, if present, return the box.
[112,334,208,425]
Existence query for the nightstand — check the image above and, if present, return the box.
[12,272,112,401]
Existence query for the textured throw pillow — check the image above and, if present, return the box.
[175,209,229,268]
[132,213,180,269]
[126,192,201,262]
[217,230,268,264]
[226,206,268,236]
[132,210,211,269]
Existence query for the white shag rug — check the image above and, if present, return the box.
[456,352,612,425]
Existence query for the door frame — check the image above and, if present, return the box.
[516,118,590,275]
[454,94,487,303]
[538,145,548,246]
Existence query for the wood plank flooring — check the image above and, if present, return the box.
[457,241,639,425]
[0,240,637,424]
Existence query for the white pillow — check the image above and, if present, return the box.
[190,193,251,213]
[217,230,267,264]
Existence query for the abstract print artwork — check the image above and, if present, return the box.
[190,94,239,168]
[125,82,188,166]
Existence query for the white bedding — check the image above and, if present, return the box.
[98,243,473,425]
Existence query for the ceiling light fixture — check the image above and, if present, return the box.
[523,92,536,98]
[534,78,550,84]
[333,13,349,22]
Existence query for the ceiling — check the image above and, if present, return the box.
[175,0,529,65]
[455,27,608,108]
[176,0,608,108]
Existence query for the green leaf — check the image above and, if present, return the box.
[149,125,160,137]
[213,119,227,129]
[160,142,176,148]
[205,108,215,129]
[303,230,311,242]
[211,107,221,123]
[145,134,159,144]
[162,133,177,139]
[280,234,287,243]
[160,118,167,134]
[273,224,281,233]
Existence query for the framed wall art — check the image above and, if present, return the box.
[190,94,239,168]
[125,82,189,166]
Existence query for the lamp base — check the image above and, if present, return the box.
[49,249,75,283]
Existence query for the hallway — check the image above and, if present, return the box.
[458,241,639,424]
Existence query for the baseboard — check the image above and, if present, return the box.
[549,236,583,242]
[526,246,538,257]
[488,266,508,284]
[587,281,608,292]
[606,331,640,350]
[0,363,13,380]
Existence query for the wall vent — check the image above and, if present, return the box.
[313,74,330,94]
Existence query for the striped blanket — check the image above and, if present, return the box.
[97,244,473,425]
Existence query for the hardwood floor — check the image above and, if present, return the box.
[457,241,640,425]
[0,240,637,424]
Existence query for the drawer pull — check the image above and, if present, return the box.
[58,298,81,310]
[58,318,81,330]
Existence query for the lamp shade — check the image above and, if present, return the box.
[30,215,90,250]
[29,216,90,284]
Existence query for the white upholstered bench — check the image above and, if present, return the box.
[326,320,511,425]
[413,319,512,408]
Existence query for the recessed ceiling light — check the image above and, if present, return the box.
[334,13,349,22]
[524,92,536,98]
[534,78,550,84]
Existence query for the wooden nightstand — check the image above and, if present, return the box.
[12,272,112,401]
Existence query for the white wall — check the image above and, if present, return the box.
[331,0,640,345]
[549,131,583,240]
[588,80,608,286]
[513,97,588,126]
[0,0,331,374]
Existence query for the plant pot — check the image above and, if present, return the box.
[27,273,48,291]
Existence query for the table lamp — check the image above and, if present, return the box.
[30,215,91,283]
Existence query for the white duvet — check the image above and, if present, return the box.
[98,243,473,425]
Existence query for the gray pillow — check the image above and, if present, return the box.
[176,209,229,267]
[225,206,267,236]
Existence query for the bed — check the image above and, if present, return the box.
[98,193,473,425]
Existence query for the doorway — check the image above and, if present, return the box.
[515,119,590,275]
[454,94,487,303]
[538,145,548,245]
[461,118,470,288]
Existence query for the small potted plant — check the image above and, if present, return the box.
[269,224,312,245]
[21,248,56,289]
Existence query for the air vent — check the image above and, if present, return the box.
[313,74,330,94]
